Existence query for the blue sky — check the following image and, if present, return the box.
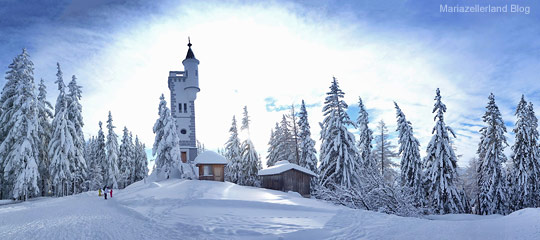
[1,0,540,167]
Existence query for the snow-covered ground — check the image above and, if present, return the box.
[1,179,539,240]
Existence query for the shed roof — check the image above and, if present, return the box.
[258,160,316,177]
[194,151,227,165]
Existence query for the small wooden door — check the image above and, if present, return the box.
[181,152,187,163]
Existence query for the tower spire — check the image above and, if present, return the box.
[185,37,195,59]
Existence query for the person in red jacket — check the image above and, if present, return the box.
[110,188,113,198]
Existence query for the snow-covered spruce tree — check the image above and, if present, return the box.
[239,106,262,186]
[49,62,77,197]
[37,78,53,196]
[476,93,509,215]
[276,115,296,164]
[357,97,374,170]
[287,104,301,164]
[105,111,120,189]
[424,88,465,214]
[394,102,423,202]
[118,127,133,188]
[127,132,137,185]
[153,94,192,180]
[134,136,148,182]
[318,77,359,188]
[0,49,41,200]
[86,137,103,190]
[266,123,279,167]
[459,158,479,213]
[298,100,318,189]
[372,120,398,184]
[511,96,540,209]
[95,122,107,189]
[225,116,243,183]
[526,102,540,207]
[66,75,87,193]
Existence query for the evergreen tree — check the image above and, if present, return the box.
[276,115,296,164]
[372,120,398,184]
[66,75,87,193]
[48,61,76,197]
[105,111,120,189]
[153,94,187,179]
[225,116,242,183]
[318,77,359,188]
[287,104,301,164]
[0,52,22,199]
[96,122,107,188]
[37,78,53,196]
[357,97,374,170]
[298,100,318,188]
[0,49,41,200]
[477,93,509,215]
[266,124,279,167]
[424,88,465,214]
[394,102,422,202]
[239,106,262,186]
[511,96,540,209]
[86,136,103,191]
[134,136,148,182]
[118,127,133,188]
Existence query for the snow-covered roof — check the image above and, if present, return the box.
[258,160,316,177]
[194,151,228,165]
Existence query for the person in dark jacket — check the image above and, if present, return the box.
[104,187,108,200]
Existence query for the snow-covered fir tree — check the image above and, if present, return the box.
[37,78,53,196]
[357,97,374,170]
[276,115,296,164]
[526,102,540,207]
[511,96,540,209]
[118,127,134,188]
[298,100,318,188]
[105,111,120,189]
[372,120,398,184]
[266,123,279,167]
[423,88,465,214]
[0,49,41,200]
[86,136,103,190]
[133,136,148,182]
[48,61,77,197]
[477,93,509,215]
[225,116,242,183]
[394,102,422,202]
[318,77,359,188]
[66,75,87,193]
[239,106,262,186]
[287,104,301,164]
[96,122,107,189]
[153,94,189,179]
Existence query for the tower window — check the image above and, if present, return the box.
[184,103,188,113]
[180,129,187,134]
[179,103,182,113]
[196,70,198,77]
[185,70,188,77]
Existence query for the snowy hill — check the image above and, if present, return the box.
[1,180,540,240]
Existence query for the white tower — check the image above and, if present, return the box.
[168,38,200,163]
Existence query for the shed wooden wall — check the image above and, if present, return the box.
[198,164,225,182]
[261,169,311,197]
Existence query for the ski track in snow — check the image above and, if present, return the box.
[1,179,540,240]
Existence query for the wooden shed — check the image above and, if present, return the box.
[258,160,316,197]
[194,151,228,182]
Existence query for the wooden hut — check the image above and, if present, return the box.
[258,160,316,197]
[194,151,227,182]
